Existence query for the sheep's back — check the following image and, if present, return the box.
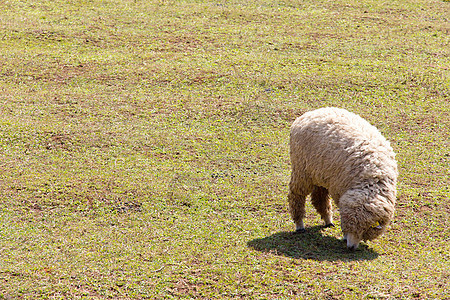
[290,107,397,200]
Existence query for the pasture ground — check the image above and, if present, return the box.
[0,0,449,298]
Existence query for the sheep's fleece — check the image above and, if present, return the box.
[288,107,398,249]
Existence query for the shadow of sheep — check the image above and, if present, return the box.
[247,226,379,262]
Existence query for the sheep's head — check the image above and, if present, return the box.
[343,220,389,250]
[339,190,395,250]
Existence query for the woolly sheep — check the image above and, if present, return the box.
[288,107,398,250]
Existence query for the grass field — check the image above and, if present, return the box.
[1,0,449,298]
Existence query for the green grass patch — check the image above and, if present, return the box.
[1,0,449,298]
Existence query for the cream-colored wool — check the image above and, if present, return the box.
[288,107,398,249]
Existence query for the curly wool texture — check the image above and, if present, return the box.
[289,107,398,246]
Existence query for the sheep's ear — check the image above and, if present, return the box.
[371,221,383,229]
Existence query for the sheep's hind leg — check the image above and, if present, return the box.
[311,185,334,228]
[288,189,307,233]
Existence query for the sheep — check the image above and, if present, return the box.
[288,107,398,250]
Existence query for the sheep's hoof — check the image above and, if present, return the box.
[323,223,335,228]
[295,228,306,234]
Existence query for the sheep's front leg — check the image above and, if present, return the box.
[311,185,334,227]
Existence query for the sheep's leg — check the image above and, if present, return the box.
[288,189,307,233]
[311,185,334,227]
